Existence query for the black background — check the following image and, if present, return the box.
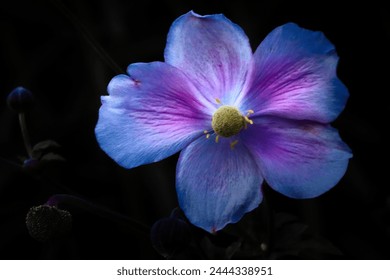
[1,0,389,259]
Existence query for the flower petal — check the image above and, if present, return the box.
[240,23,348,123]
[95,62,212,169]
[165,11,253,106]
[242,116,352,199]
[176,135,263,232]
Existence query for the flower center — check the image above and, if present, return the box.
[211,105,245,138]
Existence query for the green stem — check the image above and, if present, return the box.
[18,113,33,158]
[260,194,274,258]
[0,156,21,170]
[50,0,124,75]
[46,194,150,237]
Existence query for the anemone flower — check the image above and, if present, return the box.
[95,11,352,232]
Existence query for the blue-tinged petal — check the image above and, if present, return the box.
[242,116,352,199]
[95,62,212,169]
[165,11,253,106]
[239,23,348,123]
[176,135,263,232]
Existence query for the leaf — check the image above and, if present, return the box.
[200,232,241,260]
[271,212,342,259]
[40,152,66,162]
[31,140,61,159]
[222,204,271,259]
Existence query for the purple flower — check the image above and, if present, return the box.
[95,11,352,232]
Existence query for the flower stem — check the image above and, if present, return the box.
[46,194,150,237]
[18,112,33,158]
[49,0,124,75]
[0,156,21,170]
[260,194,274,258]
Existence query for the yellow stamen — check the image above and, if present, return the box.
[215,98,221,104]
[244,116,253,125]
[230,140,239,150]
[203,130,208,134]
[246,109,254,115]
[215,135,220,143]
[206,134,210,139]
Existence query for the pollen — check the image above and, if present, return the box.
[230,140,239,149]
[211,105,245,138]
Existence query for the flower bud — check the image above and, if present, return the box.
[22,158,41,173]
[150,214,192,258]
[7,86,34,113]
[26,205,72,242]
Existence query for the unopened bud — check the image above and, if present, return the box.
[150,215,191,258]
[26,205,72,242]
[7,87,34,113]
[22,158,41,173]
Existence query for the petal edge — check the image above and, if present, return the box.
[176,135,263,232]
[165,11,253,106]
[242,116,352,199]
[241,23,348,123]
[95,62,211,169]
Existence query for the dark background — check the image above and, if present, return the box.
[0,0,389,259]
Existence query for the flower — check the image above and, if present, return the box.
[95,11,352,233]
